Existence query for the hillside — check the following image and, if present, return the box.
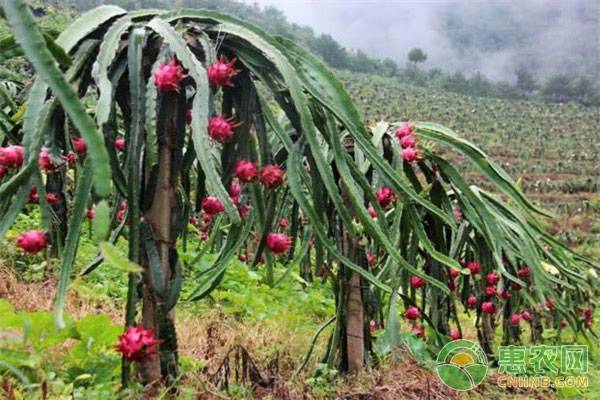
[336,70,600,256]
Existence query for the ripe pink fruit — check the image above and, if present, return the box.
[28,186,39,203]
[38,147,55,172]
[521,311,533,321]
[266,233,292,254]
[411,324,425,338]
[405,306,421,320]
[410,276,426,289]
[238,254,247,262]
[402,147,418,163]
[560,319,568,328]
[517,266,530,278]
[239,204,250,218]
[117,208,126,222]
[375,186,396,208]
[366,251,376,267]
[448,268,460,279]
[234,160,258,183]
[486,272,500,285]
[453,208,463,223]
[201,196,225,215]
[394,123,414,139]
[207,56,239,87]
[115,138,126,151]
[65,151,77,165]
[73,137,87,154]
[467,261,481,275]
[0,145,24,169]
[46,193,59,204]
[116,326,162,362]
[545,299,554,310]
[500,290,511,300]
[199,231,208,241]
[450,330,461,340]
[153,59,184,92]
[370,320,381,333]
[368,205,377,219]
[259,164,284,188]
[279,217,289,228]
[467,295,478,308]
[229,181,242,198]
[399,134,416,149]
[510,313,521,326]
[16,230,47,254]
[86,208,96,220]
[481,301,496,314]
[208,115,235,143]
[485,286,497,297]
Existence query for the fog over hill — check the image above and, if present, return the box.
[244,0,599,82]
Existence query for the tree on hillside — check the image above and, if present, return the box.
[515,66,537,95]
[408,47,427,64]
[309,33,349,69]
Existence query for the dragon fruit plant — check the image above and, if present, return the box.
[0,0,596,392]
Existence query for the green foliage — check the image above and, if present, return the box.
[408,48,427,64]
[0,299,122,395]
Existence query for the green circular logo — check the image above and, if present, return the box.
[435,339,488,391]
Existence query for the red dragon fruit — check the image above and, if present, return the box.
[153,59,185,92]
[234,160,258,183]
[521,310,533,321]
[86,208,96,220]
[410,276,427,289]
[201,196,225,215]
[467,295,478,308]
[510,313,521,326]
[73,137,87,154]
[0,145,24,169]
[411,324,425,338]
[266,233,292,254]
[116,326,163,362]
[38,147,55,172]
[486,272,500,285]
[375,186,396,208]
[405,306,421,320]
[208,115,236,143]
[115,138,126,151]
[207,56,240,87]
[16,230,47,254]
[394,123,414,139]
[481,301,496,314]
[450,330,462,340]
[401,147,418,163]
[399,134,416,149]
[259,164,285,188]
[46,193,59,204]
[467,261,481,275]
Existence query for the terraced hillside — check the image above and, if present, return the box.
[337,70,600,257]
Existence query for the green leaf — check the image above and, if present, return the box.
[92,200,111,242]
[54,158,94,329]
[99,242,143,274]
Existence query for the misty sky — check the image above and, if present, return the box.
[241,0,600,81]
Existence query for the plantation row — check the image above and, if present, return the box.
[0,2,598,397]
[337,70,600,257]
